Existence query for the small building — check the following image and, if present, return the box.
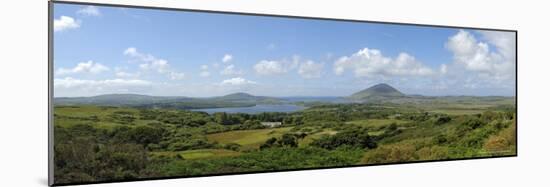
[261,122,282,128]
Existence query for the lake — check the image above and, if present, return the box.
[191,104,306,114]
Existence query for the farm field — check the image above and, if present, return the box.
[207,127,293,150]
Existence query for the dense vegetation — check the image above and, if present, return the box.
[53,101,516,184]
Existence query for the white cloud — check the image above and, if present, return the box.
[440,64,448,74]
[445,30,515,81]
[54,77,152,97]
[200,71,211,77]
[56,60,109,75]
[77,6,101,16]
[220,77,257,86]
[199,65,210,77]
[222,54,233,63]
[139,59,169,73]
[446,30,492,72]
[220,64,243,76]
[254,56,322,78]
[169,72,185,80]
[54,16,80,32]
[115,71,140,78]
[123,47,138,56]
[123,47,185,80]
[333,48,434,77]
[298,60,324,79]
[254,60,288,75]
[123,47,156,63]
[480,31,516,60]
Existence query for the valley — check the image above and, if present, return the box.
[52,84,516,184]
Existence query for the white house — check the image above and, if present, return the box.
[261,122,282,127]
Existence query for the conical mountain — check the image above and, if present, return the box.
[349,83,404,100]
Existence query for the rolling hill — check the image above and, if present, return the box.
[54,92,283,109]
[213,92,281,103]
[53,94,190,106]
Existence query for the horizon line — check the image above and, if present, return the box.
[53,92,517,99]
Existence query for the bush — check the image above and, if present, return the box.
[435,116,451,125]
[168,139,213,151]
[153,147,364,177]
[224,143,242,151]
[113,125,166,146]
[416,146,449,160]
[433,134,448,145]
[362,144,416,164]
[312,127,377,150]
[259,134,299,150]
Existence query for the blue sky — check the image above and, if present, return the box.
[53,3,516,97]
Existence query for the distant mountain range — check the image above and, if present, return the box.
[54,83,515,109]
[53,94,191,106]
[54,92,283,109]
[212,92,281,103]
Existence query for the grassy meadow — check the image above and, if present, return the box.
[53,98,516,184]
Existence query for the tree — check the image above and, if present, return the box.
[435,115,451,125]
[214,112,231,125]
[224,143,242,151]
[243,120,263,129]
[278,134,298,147]
[386,123,398,131]
[260,137,278,150]
[129,125,166,146]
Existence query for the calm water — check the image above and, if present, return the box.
[191,104,306,114]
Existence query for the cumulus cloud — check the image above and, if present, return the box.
[123,47,139,56]
[123,47,185,80]
[139,59,169,73]
[298,60,324,79]
[77,6,101,16]
[222,54,233,63]
[56,60,109,75]
[254,56,323,78]
[220,64,243,76]
[220,77,257,86]
[54,16,80,32]
[253,56,301,76]
[333,48,434,77]
[254,60,288,75]
[445,30,515,82]
[123,47,156,63]
[54,77,152,97]
[479,31,516,59]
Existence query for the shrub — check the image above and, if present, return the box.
[224,143,242,151]
[362,144,416,164]
[312,127,377,150]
